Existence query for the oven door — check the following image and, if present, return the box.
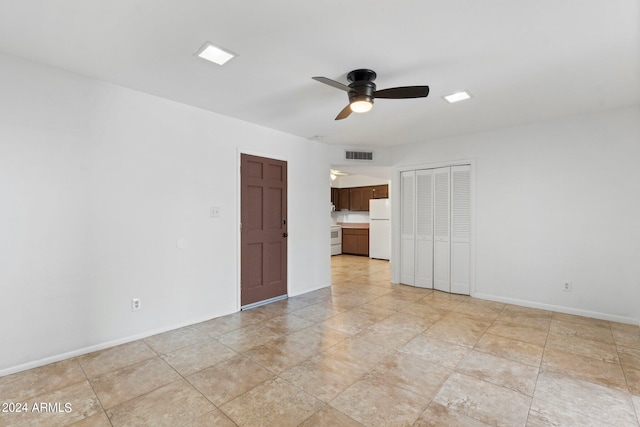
[331,226,342,255]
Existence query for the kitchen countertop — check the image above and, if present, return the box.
[337,222,369,229]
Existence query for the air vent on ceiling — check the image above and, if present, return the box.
[345,150,374,161]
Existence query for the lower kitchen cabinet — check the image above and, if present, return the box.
[342,228,369,256]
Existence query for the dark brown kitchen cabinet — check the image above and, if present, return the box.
[372,184,388,199]
[363,186,374,208]
[331,187,339,206]
[342,228,369,256]
[337,188,350,210]
[349,186,374,211]
[333,184,388,211]
[349,187,364,211]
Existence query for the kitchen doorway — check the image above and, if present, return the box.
[330,165,393,287]
[240,153,288,308]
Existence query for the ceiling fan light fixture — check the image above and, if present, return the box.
[195,42,237,65]
[350,100,373,113]
[313,69,429,120]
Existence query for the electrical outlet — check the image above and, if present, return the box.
[131,298,142,311]
[563,282,572,292]
[209,207,221,218]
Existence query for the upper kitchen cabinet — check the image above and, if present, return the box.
[349,186,374,211]
[331,184,389,211]
[330,171,390,211]
[337,188,350,210]
[331,187,339,207]
[372,184,389,199]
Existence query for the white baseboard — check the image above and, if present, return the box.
[1,283,333,378]
[0,310,236,378]
[473,293,639,326]
[1,284,331,377]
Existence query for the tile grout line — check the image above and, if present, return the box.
[611,321,636,398]
[525,302,553,427]
[73,356,114,427]
[145,355,237,427]
[407,294,484,426]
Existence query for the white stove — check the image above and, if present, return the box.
[330,225,342,256]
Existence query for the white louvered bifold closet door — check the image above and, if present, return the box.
[400,171,415,285]
[451,165,471,294]
[433,167,451,292]
[415,169,434,288]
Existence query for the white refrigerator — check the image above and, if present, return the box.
[369,198,391,260]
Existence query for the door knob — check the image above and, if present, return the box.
[282,233,288,238]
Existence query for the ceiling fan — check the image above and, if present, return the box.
[312,69,429,120]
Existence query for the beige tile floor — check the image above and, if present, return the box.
[1,255,640,426]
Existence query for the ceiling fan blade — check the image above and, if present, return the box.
[374,86,429,99]
[312,76,351,92]
[335,104,352,120]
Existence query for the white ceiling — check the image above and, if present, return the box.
[0,1,638,147]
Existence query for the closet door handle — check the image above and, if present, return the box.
[282,233,288,238]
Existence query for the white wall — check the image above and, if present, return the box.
[392,107,640,324]
[332,211,371,224]
[0,53,331,374]
[332,174,389,188]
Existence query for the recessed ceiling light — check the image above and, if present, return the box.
[443,91,472,103]
[195,42,237,66]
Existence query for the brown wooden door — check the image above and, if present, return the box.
[241,154,287,307]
